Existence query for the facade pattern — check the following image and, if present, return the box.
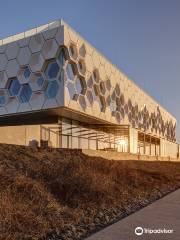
[0,20,176,146]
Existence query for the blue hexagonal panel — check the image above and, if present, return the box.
[45,60,60,80]
[36,75,45,87]
[8,78,21,97]
[19,84,32,103]
[23,66,31,79]
[67,82,76,100]
[45,80,59,98]
[0,90,7,106]
[66,63,76,81]
[29,73,47,92]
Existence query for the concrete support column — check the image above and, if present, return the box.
[128,127,130,153]
[129,127,138,154]
[143,133,146,155]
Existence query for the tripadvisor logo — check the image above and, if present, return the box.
[135,227,143,236]
[135,226,173,236]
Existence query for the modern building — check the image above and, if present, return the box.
[0,20,178,157]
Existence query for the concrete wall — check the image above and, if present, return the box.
[0,125,40,146]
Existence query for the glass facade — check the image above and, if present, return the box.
[0,90,6,105]
[45,80,59,98]
[8,78,21,96]
[40,117,130,152]
[66,63,76,81]
[57,49,66,67]
[45,60,60,80]
[19,84,32,103]
[24,67,31,79]
[36,75,44,87]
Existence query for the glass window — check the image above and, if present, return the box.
[75,77,83,94]
[45,80,59,98]
[69,45,74,56]
[58,69,64,82]
[8,78,21,96]
[0,96,5,105]
[37,76,44,87]
[93,69,99,83]
[86,90,93,105]
[57,49,66,67]
[66,63,76,81]
[19,84,32,103]
[0,90,6,105]
[105,79,111,91]
[45,60,59,80]
[69,43,77,59]
[24,67,31,79]
[67,82,76,100]
[79,95,86,110]
[100,82,106,95]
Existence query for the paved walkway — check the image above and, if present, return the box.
[86,189,180,240]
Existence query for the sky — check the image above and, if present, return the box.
[0,0,180,140]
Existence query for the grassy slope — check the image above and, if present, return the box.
[0,144,180,240]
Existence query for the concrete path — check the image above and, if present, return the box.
[86,189,180,240]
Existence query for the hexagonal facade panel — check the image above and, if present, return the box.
[18,66,31,84]
[67,82,76,100]
[78,95,87,111]
[79,43,86,57]
[55,26,64,45]
[86,90,94,106]
[6,42,19,60]
[6,59,19,78]
[0,89,8,106]
[29,33,44,53]
[99,81,106,95]
[0,71,8,88]
[75,77,87,95]
[30,92,45,110]
[99,96,106,112]
[0,54,8,71]
[0,45,6,54]
[42,39,59,60]
[43,28,58,40]
[8,78,21,97]
[92,69,100,84]
[17,46,31,66]
[29,73,47,91]
[45,60,60,80]
[77,58,86,76]
[45,80,59,99]
[6,97,19,113]
[68,42,78,61]
[65,63,76,81]
[57,48,66,68]
[19,84,32,103]
[29,52,45,73]
[0,20,176,148]
[18,37,30,47]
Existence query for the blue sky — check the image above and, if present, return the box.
[1,0,180,140]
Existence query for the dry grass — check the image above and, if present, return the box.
[0,144,180,240]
